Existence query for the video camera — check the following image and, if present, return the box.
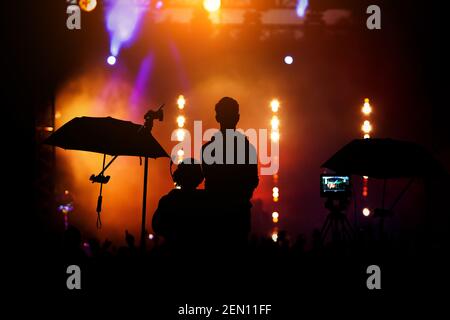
[320,174,351,198]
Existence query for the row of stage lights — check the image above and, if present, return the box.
[270,99,280,242]
[361,98,373,217]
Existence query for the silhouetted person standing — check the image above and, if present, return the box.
[201,97,259,248]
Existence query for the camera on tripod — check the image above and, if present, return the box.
[319,174,354,243]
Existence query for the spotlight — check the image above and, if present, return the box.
[203,0,221,13]
[107,55,117,66]
[271,115,280,130]
[362,208,371,217]
[284,55,294,65]
[296,0,309,18]
[177,95,186,110]
[155,1,164,10]
[271,231,278,242]
[270,99,280,113]
[272,211,279,219]
[361,120,372,134]
[177,115,186,128]
[176,129,186,142]
[148,233,154,240]
[362,98,372,115]
[364,133,371,139]
[271,130,280,142]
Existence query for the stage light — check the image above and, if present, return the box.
[362,98,372,115]
[284,55,294,65]
[362,208,371,217]
[271,116,280,130]
[271,231,278,242]
[361,120,372,134]
[79,0,97,12]
[270,99,280,113]
[272,187,279,196]
[272,211,279,219]
[364,134,371,139]
[177,115,186,128]
[177,95,186,110]
[203,0,221,13]
[177,149,184,157]
[271,130,280,142]
[155,1,164,10]
[148,233,154,240]
[296,0,309,18]
[176,129,185,141]
[107,55,117,66]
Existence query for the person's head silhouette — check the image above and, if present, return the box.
[215,97,240,130]
[172,158,204,190]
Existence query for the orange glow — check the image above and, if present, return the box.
[272,217,279,223]
[55,111,62,119]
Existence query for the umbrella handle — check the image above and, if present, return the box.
[96,195,103,228]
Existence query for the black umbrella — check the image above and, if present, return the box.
[45,116,168,158]
[45,114,169,250]
[322,138,444,179]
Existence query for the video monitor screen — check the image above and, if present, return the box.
[320,175,351,197]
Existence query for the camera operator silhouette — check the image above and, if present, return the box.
[201,97,259,248]
[152,158,211,254]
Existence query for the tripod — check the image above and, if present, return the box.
[320,198,354,244]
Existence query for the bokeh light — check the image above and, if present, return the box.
[362,98,372,115]
[362,208,371,217]
[203,0,221,13]
[361,120,372,134]
[270,99,280,113]
[107,55,117,66]
[79,0,97,12]
[177,95,186,110]
[284,55,294,65]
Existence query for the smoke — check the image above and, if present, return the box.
[106,0,148,57]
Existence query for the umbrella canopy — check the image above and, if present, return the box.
[322,138,445,179]
[45,116,169,158]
